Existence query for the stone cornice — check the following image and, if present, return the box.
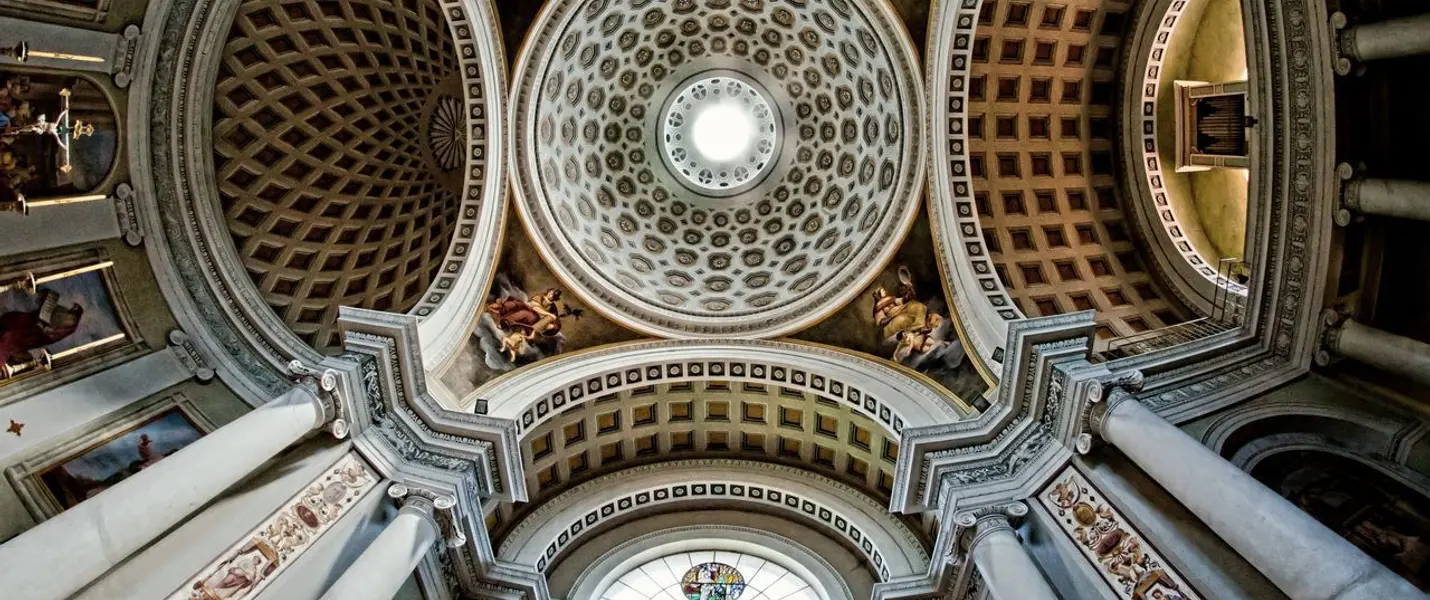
[892,312,1095,514]
[332,307,538,599]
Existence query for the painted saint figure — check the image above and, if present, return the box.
[0,288,82,366]
[472,274,583,373]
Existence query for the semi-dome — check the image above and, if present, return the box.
[213,0,474,351]
[510,0,925,338]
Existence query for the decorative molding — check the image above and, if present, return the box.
[165,453,379,600]
[129,0,507,402]
[1314,308,1344,367]
[111,182,143,247]
[333,307,542,600]
[507,0,926,338]
[471,338,972,443]
[568,525,857,600]
[390,481,467,549]
[498,459,929,584]
[110,24,140,88]
[286,359,346,439]
[1122,0,1249,306]
[0,0,111,23]
[167,330,215,383]
[952,500,1029,556]
[1093,0,1335,425]
[1039,466,1201,600]
[925,0,1025,366]
[1076,370,1145,452]
[1229,433,1430,501]
[0,247,147,408]
[1328,12,1362,77]
[892,312,1094,514]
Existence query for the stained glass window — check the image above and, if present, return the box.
[600,550,821,600]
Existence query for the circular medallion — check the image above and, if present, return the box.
[681,562,746,600]
[510,0,926,337]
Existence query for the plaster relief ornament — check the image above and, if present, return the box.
[1042,468,1200,600]
[169,454,377,600]
[510,0,926,338]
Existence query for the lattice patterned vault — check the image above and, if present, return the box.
[510,0,926,338]
[214,0,467,351]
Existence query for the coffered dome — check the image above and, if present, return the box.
[214,0,477,350]
[510,0,925,338]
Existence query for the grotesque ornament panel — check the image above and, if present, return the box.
[512,0,925,337]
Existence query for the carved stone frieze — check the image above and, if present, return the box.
[1039,467,1202,600]
[164,453,379,600]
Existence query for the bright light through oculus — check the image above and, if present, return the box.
[691,103,754,162]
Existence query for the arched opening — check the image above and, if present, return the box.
[0,70,118,206]
[1251,450,1430,589]
[603,551,821,600]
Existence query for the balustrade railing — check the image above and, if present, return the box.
[1095,258,1246,362]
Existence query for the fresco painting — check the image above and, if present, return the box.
[798,211,992,410]
[0,267,125,378]
[38,409,204,509]
[440,214,641,400]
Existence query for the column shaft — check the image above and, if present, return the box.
[1346,178,1430,223]
[1347,14,1430,63]
[969,516,1060,600]
[320,496,438,600]
[0,386,323,600]
[1099,396,1421,600]
[1330,319,1430,389]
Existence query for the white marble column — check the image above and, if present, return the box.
[967,511,1060,600]
[1340,166,1430,224]
[320,489,440,600]
[1333,12,1430,68]
[1324,318,1430,389]
[1096,393,1422,600]
[0,385,326,600]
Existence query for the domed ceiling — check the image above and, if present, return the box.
[214,0,467,350]
[509,0,927,338]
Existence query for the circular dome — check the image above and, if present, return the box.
[214,0,467,350]
[510,0,926,338]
